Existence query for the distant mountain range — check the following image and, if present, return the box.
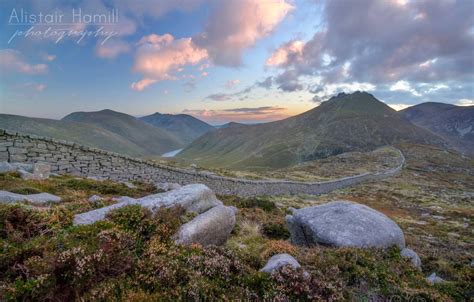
[401,102,473,155]
[139,112,215,144]
[177,92,447,169]
[0,109,214,157]
[1,93,471,166]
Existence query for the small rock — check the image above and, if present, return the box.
[174,205,236,246]
[18,169,36,180]
[426,273,445,284]
[0,190,61,204]
[33,163,51,179]
[260,253,301,274]
[286,201,406,248]
[120,181,136,189]
[401,248,422,269]
[155,182,181,192]
[88,195,103,202]
[0,162,14,173]
[11,163,34,173]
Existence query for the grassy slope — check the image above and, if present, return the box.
[0,143,472,301]
[62,109,184,155]
[178,92,445,170]
[401,102,474,155]
[0,114,148,157]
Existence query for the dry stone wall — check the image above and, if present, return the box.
[0,129,405,197]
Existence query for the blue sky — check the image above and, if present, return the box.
[0,0,472,124]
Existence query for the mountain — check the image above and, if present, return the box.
[217,122,246,129]
[62,109,183,155]
[139,112,215,144]
[0,114,150,157]
[401,102,474,154]
[178,92,446,170]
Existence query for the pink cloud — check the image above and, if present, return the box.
[132,34,208,90]
[0,49,47,75]
[131,78,158,91]
[266,40,304,67]
[194,0,294,66]
[225,79,240,89]
[183,106,290,124]
[96,39,130,59]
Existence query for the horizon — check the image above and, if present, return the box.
[1,0,473,124]
[2,91,469,126]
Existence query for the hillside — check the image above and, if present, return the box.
[401,102,474,154]
[0,114,148,157]
[178,92,445,170]
[62,109,183,155]
[139,112,215,144]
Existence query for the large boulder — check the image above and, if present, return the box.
[174,205,237,246]
[156,182,181,192]
[0,162,34,174]
[0,162,15,173]
[286,201,405,249]
[260,253,301,274]
[0,190,61,204]
[74,184,222,225]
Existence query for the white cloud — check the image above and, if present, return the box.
[388,103,410,111]
[266,40,304,67]
[457,99,474,106]
[389,80,421,96]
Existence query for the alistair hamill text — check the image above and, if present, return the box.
[9,8,119,24]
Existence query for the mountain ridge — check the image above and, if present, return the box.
[178,92,447,170]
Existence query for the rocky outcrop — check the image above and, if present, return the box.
[401,248,422,269]
[73,184,222,225]
[286,201,405,249]
[0,190,61,204]
[174,205,237,246]
[260,253,301,274]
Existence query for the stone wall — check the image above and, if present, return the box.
[0,129,405,197]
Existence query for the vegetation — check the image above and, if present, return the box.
[0,143,472,300]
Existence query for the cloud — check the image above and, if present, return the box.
[256,76,273,88]
[194,0,294,66]
[206,93,232,101]
[311,82,376,102]
[267,0,474,99]
[43,54,56,62]
[457,99,474,106]
[387,103,411,111]
[22,82,46,92]
[96,39,130,59]
[183,105,290,123]
[132,34,208,89]
[131,78,157,91]
[0,49,47,75]
[224,79,240,89]
[266,40,304,67]
[389,80,420,96]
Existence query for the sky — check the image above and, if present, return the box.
[0,0,473,125]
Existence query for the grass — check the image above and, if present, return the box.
[0,143,471,300]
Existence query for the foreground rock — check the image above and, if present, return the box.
[286,201,405,249]
[401,248,422,269]
[260,253,301,274]
[0,162,50,180]
[73,184,222,225]
[0,190,61,204]
[427,273,445,284]
[174,205,237,246]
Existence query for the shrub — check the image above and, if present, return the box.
[262,222,290,240]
